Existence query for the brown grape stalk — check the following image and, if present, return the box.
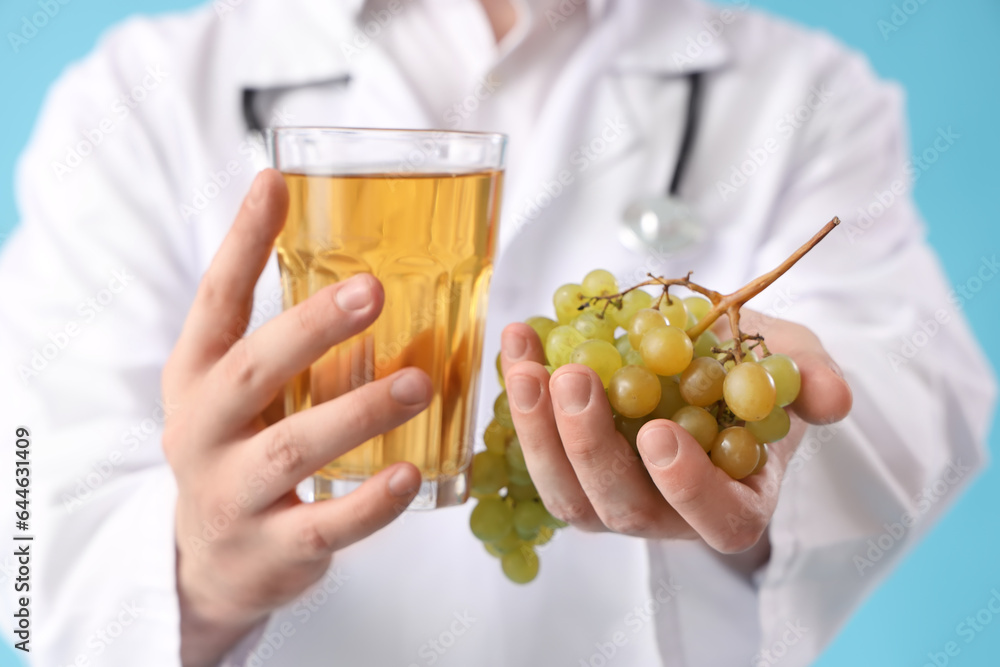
[584,216,841,362]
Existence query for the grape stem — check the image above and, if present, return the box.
[583,216,840,363]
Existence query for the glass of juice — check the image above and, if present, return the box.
[267,127,506,509]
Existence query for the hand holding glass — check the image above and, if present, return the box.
[268,128,506,508]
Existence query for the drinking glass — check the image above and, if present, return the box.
[267,127,506,509]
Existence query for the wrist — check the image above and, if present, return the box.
[176,547,267,667]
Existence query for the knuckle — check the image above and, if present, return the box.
[197,272,232,310]
[295,295,328,338]
[160,423,180,462]
[603,507,655,536]
[297,522,335,561]
[225,337,259,388]
[349,493,381,528]
[716,523,766,554]
[562,436,606,468]
[160,417,190,469]
[548,499,593,526]
[663,472,707,511]
[264,423,305,476]
[342,392,382,432]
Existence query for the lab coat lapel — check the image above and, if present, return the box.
[234,0,434,129]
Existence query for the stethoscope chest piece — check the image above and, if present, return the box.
[620,195,705,256]
[619,71,706,257]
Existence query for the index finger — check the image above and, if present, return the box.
[737,310,853,425]
[170,169,289,381]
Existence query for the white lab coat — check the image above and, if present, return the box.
[0,0,995,665]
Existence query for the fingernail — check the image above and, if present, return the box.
[388,466,421,497]
[552,373,592,415]
[829,360,844,379]
[335,275,372,311]
[390,371,431,406]
[503,330,528,361]
[508,375,541,412]
[641,426,678,468]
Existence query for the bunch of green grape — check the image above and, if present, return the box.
[467,413,566,584]
[471,268,802,583]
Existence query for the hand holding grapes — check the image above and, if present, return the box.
[500,307,851,551]
[469,218,852,580]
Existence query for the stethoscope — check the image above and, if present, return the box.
[244,70,705,256]
[618,71,705,256]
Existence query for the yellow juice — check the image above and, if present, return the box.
[276,170,503,485]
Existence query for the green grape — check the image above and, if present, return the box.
[496,351,505,389]
[570,339,623,387]
[525,316,559,348]
[684,296,712,326]
[671,405,718,452]
[470,497,514,542]
[614,333,632,357]
[624,349,645,366]
[483,419,511,455]
[513,500,550,540]
[648,375,688,421]
[723,362,776,422]
[746,406,790,443]
[582,269,619,296]
[553,283,588,324]
[658,295,689,327]
[710,427,761,480]
[611,289,654,328]
[608,365,662,418]
[750,442,769,475]
[613,410,646,451]
[693,330,720,358]
[639,326,694,376]
[494,391,514,428]
[627,308,668,350]
[759,353,801,407]
[532,525,555,546]
[505,435,529,473]
[486,529,523,556]
[470,451,509,497]
[507,480,540,501]
[501,545,540,584]
[679,356,726,407]
[545,325,586,367]
[508,465,533,486]
[570,311,616,343]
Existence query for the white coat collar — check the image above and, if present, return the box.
[233,0,732,90]
[609,0,733,75]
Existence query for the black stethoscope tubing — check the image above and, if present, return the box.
[670,71,703,198]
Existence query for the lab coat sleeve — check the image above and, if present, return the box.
[744,46,997,661]
[0,18,220,666]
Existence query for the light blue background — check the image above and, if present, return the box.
[1,1,997,665]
